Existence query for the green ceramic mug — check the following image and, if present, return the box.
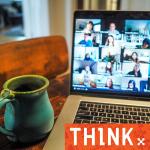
[0,75,54,143]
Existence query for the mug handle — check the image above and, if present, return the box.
[0,89,15,136]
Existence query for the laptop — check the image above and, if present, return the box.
[43,10,150,150]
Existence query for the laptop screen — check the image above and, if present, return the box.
[71,11,150,98]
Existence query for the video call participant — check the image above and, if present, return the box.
[102,35,120,75]
[81,65,92,87]
[103,35,120,57]
[142,38,150,49]
[83,20,99,47]
[140,80,148,92]
[108,22,121,40]
[127,63,142,77]
[131,52,139,63]
[105,78,113,89]
[83,21,94,34]
[84,53,93,61]
[127,80,138,92]
[92,36,99,47]
[103,54,115,75]
[124,52,139,63]
[79,33,93,47]
[105,35,115,46]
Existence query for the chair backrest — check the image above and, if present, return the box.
[0,35,68,89]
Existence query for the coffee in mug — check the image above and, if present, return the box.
[0,75,54,143]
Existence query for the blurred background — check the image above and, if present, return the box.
[0,0,149,55]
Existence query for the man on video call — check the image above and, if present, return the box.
[108,22,121,40]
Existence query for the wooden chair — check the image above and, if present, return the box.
[0,35,69,90]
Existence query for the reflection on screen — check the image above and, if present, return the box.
[72,18,150,94]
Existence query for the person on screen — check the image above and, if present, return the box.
[124,51,138,62]
[127,80,138,92]
[102,35,120,57]
[92,36,99,47]
[140,80,148,92]
[142,38,150,49]
[131,52,139,63]
[83,21,94,34]
[105,78,113,89]
[108,22,121,40]
[84,53,93,61]
[105,35,115,47]
[102,35,120,75]
[79,33,93,47]
[81,65,92,86]
[127,63,142,77]
[105,35,120,54]
[104,55,115,75]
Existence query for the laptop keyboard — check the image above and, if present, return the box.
[74,101,150,124]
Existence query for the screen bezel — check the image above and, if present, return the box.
[70,10,150,101]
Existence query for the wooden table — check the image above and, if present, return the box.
[0,73,70,150]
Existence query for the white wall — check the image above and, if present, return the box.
[23,0,76,54]
[120,0,150,11]
[23,0,50,38]
[49,0,77,53]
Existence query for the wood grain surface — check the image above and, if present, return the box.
[0,36,68,90]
